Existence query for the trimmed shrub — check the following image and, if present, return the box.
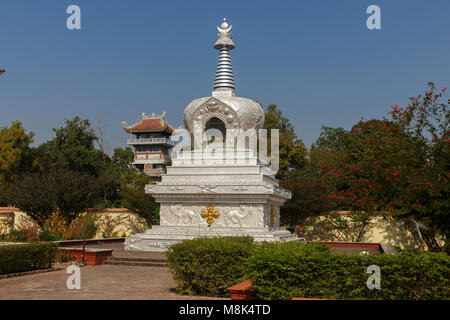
[0,242,58,275]
[166,236,254,297]
[247,242,450,300]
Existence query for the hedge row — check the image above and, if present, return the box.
[248,241,450,300]
[166,236,254,297]
[167,237,450,300]
[0,242,58,275]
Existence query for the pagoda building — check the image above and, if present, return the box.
[122,112,175,178]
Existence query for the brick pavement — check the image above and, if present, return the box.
[1,242,225,300]
[0,263,225,300]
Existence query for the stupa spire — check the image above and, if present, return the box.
[213,18,235,93]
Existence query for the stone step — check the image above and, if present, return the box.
[103,260,168,267]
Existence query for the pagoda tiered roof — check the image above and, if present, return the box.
[122,112,174,133]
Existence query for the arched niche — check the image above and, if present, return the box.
[205,117,226,145]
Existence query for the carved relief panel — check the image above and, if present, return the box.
[159,203,266,228]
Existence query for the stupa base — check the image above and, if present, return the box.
[125,225,304,252]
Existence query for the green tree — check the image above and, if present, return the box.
[263,105,318,225]
[264,104,307,179]
[48,117,104,176]
[5,168,108,226]
[105,147,159,226]
[389,82,449,252]
[280,176,332,225]
[50,169,109,225]
[3,171,54,227]
[313,83,449,251]
[0,121,34,185]
[118,171,159,226]
[111,147,134,174]
[29,142,53,173]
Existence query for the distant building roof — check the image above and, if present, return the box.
[122,112,174,133]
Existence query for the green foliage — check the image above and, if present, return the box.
[111,147,134,174]
[0,242,58,275]
[389,82,449,251]
[119,187,159,226]
[48,117,104,176]
[56,250,77,263]
[0,121,34,202]
[166,237,255,297]
[118,170,159,226]
[4,171,54,227]
[38,229,59,241]
[247,242,450,300]
[51,170,109,225]
[264,104,307,179]
[67,212,100,240]
[280,175,331,225]
[264,104,316,225]
[5,168,108,226]
[0,117,158,229]
[4,215,40,242]
[311,83,449,251]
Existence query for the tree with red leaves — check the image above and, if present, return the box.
[312,83,449,252]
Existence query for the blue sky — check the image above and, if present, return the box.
[1,0,449,153]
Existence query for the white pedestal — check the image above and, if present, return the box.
[125,149,302,251]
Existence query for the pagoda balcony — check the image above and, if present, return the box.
[143,168,165,177]
[132,152,170,165]
[127,138,174,146]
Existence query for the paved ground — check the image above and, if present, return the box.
[0,264,226,300]
[0,242,225,300]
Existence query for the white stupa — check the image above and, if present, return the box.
[125,18,301,251]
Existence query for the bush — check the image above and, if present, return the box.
[41,214,68,240]
[67,212,99,240]
[9,215,40,242]
[0,242,58,275]
[166,236,254,297]
[247,242,450,300]
[55,250,77,263]
[39,229,59,241]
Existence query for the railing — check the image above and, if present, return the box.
[143,168,165,176]
[127,138,174,145]
[134,152,170,161]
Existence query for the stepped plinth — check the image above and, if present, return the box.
[125,149,301,251]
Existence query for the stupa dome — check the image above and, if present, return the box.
[183,95,265,135]
[183,18,265,135]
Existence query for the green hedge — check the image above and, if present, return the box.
[247,242,450,300]
[0,242,58,275]
[166,236,254,297]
